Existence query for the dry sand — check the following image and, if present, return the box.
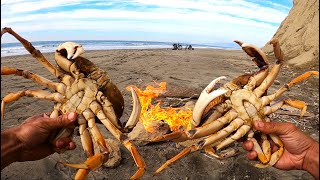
[1,48,319,180]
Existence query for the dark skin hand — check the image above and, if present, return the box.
[243,121,319,179]
[1,112,78,170]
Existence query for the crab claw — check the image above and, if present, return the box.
[55,42,85,73]
[234,40,268,68]
[192,76,228,127]
[57,42,85,60]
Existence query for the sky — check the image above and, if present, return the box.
[1,0,293,47]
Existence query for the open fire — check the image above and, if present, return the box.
[127,82,192,132]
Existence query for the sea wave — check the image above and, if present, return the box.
[1,40,239,57]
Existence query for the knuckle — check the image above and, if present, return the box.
[266,122,276,132]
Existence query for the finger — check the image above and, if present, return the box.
[242,140,254,151]
[246,151,258,160]
[253,121,296,135]
[46,112,77,129]
[52,137,74,149]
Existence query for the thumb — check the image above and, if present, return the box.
[254,120,295,136]
[46,112,77,129]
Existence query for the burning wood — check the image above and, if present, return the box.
[127,82,196,144]
[127,82,194,133]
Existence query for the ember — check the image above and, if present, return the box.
[127,82,192,132]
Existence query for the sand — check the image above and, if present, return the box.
[1,48,319,180]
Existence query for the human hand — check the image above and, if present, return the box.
[242,121,319,179]
[12,112,77,162]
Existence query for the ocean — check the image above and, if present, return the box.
[1,40,240,57]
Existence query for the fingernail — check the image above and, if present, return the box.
[67,112,76,121]
[255,121,264,129]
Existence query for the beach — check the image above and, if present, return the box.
[1,48,319,180]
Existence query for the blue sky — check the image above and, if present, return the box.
[1,0,292,47]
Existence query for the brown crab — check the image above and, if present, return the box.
[152,38,319,175]
[1,27,145,180]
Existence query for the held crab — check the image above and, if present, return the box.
[152,38,319,175]
[1,27,146,180]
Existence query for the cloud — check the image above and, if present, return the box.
[1,0,291,46]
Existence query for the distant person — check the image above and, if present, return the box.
[243,120,319,179]
[188,45,194,50]
[172,43,178,50]
[1,112,77,170]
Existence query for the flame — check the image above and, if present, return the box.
[127,82,192,132]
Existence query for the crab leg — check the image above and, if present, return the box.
[197,118,244,148]
[1,90,65,119]
[187,109,238,139]
[215,124,251,150]
[73,110,111,180]
[154,145,198,176]
[266,134,284,167]
[253,118,284,168]
[264,99,307,117]
[96,91,122,129]
[60,152,109,172]
[154,118,244,175]
[83,109,110,152]
[261,71,319,107]
[253,39,284,97]
[1,27,65,79]
[58,108,111,180]
[89,88,146,180]
[1,66,67,94]
[78,113,95,157]
[151,108,238,143]
[246,130,269,164]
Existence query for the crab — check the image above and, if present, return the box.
[1,27,146,180]
[152,38,319,175]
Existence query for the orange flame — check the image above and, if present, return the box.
[127,82,192,132]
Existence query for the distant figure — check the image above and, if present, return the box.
[172,43,183,50]
[185,45,194,50]
[187,45,194,50]
[172,43,178,50]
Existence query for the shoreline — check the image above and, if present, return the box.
[1,47,242,58]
